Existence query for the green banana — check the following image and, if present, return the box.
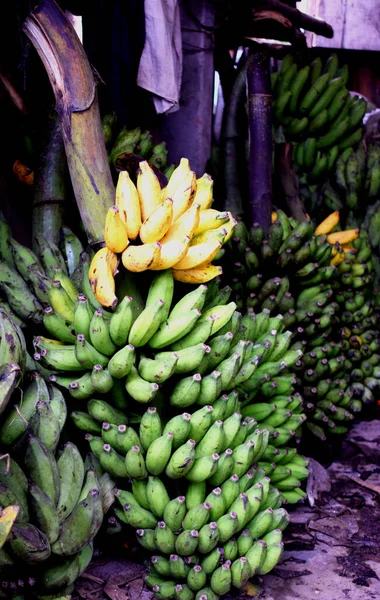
[175,529,199,556]
[163,495,187,533]
[9,522,51,564]
[29,483,60,543]
[139,352,179,383]
[24,434,60,505]
[71,411,102,434]
[170,374,202,408]
[41,542,93,590]
[165,440,196,479]
[146,432,174,475]
[125,445,148,479]
[125,365,160,403]
[87,398,126,425]
[129,299,166,347]
[163,412,192,449]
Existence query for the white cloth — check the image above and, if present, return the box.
[137,0,182,114]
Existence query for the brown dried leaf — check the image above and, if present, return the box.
[306,457,331,507]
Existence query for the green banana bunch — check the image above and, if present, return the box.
[107,121,171,176]
[1,221,307,596]
[221,210,380,446]
[272,54,365,188]
[0,214,89,331]
[0,374,106,595]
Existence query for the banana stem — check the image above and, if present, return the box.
[23,0,115,247]
[32,110,66,252]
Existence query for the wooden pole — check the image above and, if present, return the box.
[246,47,272,233]
[224,53,251,218]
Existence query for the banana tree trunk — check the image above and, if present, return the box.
[23,0,115,247]
[32,110,66,252]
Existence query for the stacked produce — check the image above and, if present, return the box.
[89,158,235,307]
[0,308,113,597]
[0,211,86,329]
[272,53,366,184]
[309,226,380,438]
[301,140,380,224]
[0,201,310,597]
[60,270,309,598]
[220,209,380,441]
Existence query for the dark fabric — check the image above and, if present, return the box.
[82,0,147,126]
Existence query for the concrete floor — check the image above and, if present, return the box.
[260,420,380,600]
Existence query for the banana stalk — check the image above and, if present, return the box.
[23,0,115,246]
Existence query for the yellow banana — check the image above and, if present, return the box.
[172,263,222,283]
[330,247,345,265]
[122,242,161,272]
[104,205,129,253]
[190,213,235,246]
[194,210,230,236]
[150,237,191,271]
[192,173,213,210]
[115,170,142,240]
[162,158,191,201]
[190,227,227,247]
[271,211,278,223]
[223,216,238,242]
[327,228,359,245]
[137,161,162,222]
[139,198,174,244]
[171,170,197,222]
[315,211,340,235]
[89,247,119,307]
[172,239,222,270]
[342,244,354,251]
[160,202,201,244]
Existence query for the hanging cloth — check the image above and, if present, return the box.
[137,0,182,114]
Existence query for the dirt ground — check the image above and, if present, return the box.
[73,419,380,600]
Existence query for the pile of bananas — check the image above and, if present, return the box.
[46,271,309,598]
[31,267,308,501]
[0,311,113,597]
[221,209,380,441]
[101,117,176,178]
[272,53,366,183]
[0,211,85,329]
[89,158,236,306]
[364,200,380,271]
[320,142,380,218]
[319,228,380,433]
[0,202,309,597]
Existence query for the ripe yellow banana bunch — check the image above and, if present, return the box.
[91,157,237,304]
